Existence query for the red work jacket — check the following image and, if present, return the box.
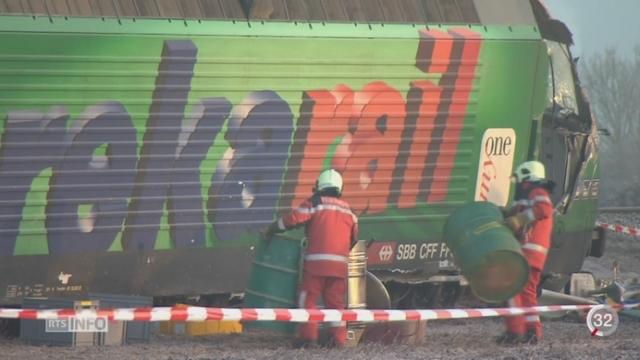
[510,183,554,270]
[277,195,358,278]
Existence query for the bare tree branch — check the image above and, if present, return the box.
[580,47,640,205]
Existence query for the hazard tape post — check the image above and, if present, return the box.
[1,304,638,323]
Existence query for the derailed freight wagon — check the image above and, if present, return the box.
[0,0,603,306]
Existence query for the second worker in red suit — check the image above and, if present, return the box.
[262,169,358,349]
[498,160,555,345]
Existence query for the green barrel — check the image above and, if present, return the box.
[443,202,529,303]
[244,234,302,333]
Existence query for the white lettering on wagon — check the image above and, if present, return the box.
[395,243,452,261]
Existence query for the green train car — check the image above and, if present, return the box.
[0,0,603,306]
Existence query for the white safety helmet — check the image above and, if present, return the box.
[316,169,343,193]
[512,161,546,183]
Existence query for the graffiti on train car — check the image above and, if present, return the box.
[0,28,481,256]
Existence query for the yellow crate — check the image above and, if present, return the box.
[159,321,186,335]
[186,320,242,336]
[159,305,242,336]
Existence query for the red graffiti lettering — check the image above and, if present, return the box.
[415,29,454,74]
[396,28,482,206]
[285,87,353,208]
[339,82,406,215]
[397,80,442,209]
[428,28,481,203]
[286,28,482,213]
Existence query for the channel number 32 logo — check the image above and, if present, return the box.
[586,305,619,337]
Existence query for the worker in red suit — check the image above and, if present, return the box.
[263,169,358,348]
[498,160,555,345]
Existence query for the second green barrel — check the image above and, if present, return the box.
[443,201,529,303]
[244,234,302,333]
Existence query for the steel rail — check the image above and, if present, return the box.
[598,207,640,213]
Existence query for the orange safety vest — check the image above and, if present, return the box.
[511,185,554,270]
[278,195,358,278]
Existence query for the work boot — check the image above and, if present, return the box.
[292,339,318,349]
[522,329,539,345]
[323,336,345,349]
[495,332,523,345]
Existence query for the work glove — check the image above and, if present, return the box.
[260,221,280,246]
[504,213,528,234]
[260,224,275,244]
[498,206,512,218]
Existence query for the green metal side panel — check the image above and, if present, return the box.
[0,16,546,302]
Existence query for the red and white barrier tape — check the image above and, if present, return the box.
[0,304,638,322]
[596,221,640,237]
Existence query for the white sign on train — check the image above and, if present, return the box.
[474,128,516,206]
[396,243,452,261]
[378,245,394,261]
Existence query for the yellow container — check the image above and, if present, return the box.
[159,321,186,335]
[186,320,243,336]
[159,304,243,336]
[160,319,242,335]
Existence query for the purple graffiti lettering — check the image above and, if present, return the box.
[208,91,293,241]
[0,108,69,256]
[46,102,137,253]
[121,40,198,251]
[167,98,231,247]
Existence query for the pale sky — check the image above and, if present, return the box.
[543,0,640,58]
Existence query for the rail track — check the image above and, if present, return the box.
[598,207,640,213]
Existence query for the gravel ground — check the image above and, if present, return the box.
[2,318,639,360]
[584,213,640,283]
[1,213,638,360]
